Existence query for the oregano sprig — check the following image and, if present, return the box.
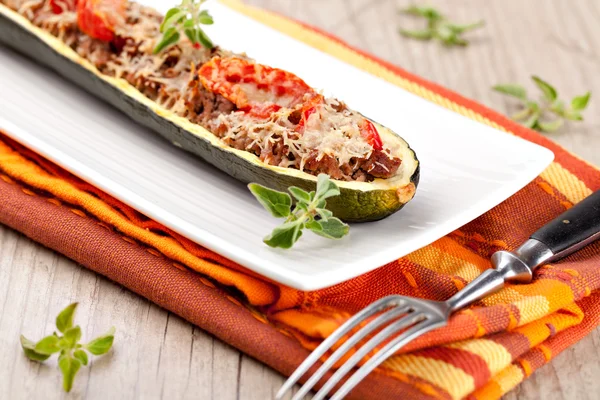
[248,174,349,249]
[20,303,115,392]
[399,5,484,47]
[493,76,591,132]
[154,0,215,54]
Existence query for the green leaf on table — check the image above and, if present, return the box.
[511,107,533,121]
[571,92,591,111]
[399,29,433,40]
[85,327,116,355]
[21,335,51,362]
[20,305,116,392]
[56,302,78,333]
[34,335,61,355]
[532,76,557,102]
[446,21,484,34]
[492,84,527,100]
[565,111,584,121]
[63,326,82,348]
[263,221,304,249]
[538,118,564,132]
[522,111,541,129]
[402,5,442,20]
[73,349,89,366]
[248,183,292,218]
[399,6,482,47]
[58,353,81,393]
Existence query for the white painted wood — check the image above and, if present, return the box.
[1,0,599,398]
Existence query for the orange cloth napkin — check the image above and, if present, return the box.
[1,1,600,398]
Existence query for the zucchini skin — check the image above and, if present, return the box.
[0,9,419,222]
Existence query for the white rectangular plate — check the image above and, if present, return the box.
[0,0,553,290]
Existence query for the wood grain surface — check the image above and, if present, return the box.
[1,0,600,399]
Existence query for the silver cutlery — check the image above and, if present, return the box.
[277,189,600,400]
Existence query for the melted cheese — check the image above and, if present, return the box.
[213,97,398,174]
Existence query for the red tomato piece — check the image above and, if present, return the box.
[49,0,77,14]
[77,0,124,42]
[198,57,318,119]
[359,119,383,151]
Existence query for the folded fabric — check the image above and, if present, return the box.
[1,0,600,398]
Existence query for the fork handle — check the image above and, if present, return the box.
[447,190,600,313]
[530,190,600,262]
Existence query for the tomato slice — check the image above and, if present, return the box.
[76,0,124,42]
[50,0,77,14]
[198,57,319,119]
[359,119,383,151]
[198,56,384,150]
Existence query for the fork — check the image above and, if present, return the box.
[277,190,600,400]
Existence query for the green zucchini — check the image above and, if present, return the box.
[0,4,419,222]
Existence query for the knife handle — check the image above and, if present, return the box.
[530,190,600,262]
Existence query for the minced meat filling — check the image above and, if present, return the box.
[4,0,403,181]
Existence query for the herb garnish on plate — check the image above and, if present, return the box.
[249,174,350,249]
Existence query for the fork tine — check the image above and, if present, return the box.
[275,295,403,399]
[290,305,412,400]
[328,319,447,400]
[312,312,427,400]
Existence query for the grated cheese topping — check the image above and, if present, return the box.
[5,0,403,181]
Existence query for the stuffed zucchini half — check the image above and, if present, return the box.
[0,0,419,222]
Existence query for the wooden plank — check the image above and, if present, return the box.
[1,0,599,399]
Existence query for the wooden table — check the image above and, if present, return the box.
[2,0,600,399]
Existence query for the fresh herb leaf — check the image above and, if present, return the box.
[263,220,304,249]
[399,29,432,40]
[538,118,564,132]
[249,174,349,249]
[58,353,81,393]
[493,77,591,133]
[160,8,186,33]
[446,21,484,34]
[571,92,591,111]
[73,349,89,366]
[402,6,442,20]
[21,335,51,362]
[288,186,311,203]
[522,110,541,129]
[85,327,116,355]
[63,326,82,348]
[316,208,334,220]
[154,0,215,53]
[492,84,527,100]
[153,27,180,54]
[56,302,78,334]
[248,183,292,218]
[35,335,61,355]
[316,173,341,200]
[399,5,483,47]
[532,76,558,102]
[566,111,584,121]
[20,303,115,392]
[312,217,349,239]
